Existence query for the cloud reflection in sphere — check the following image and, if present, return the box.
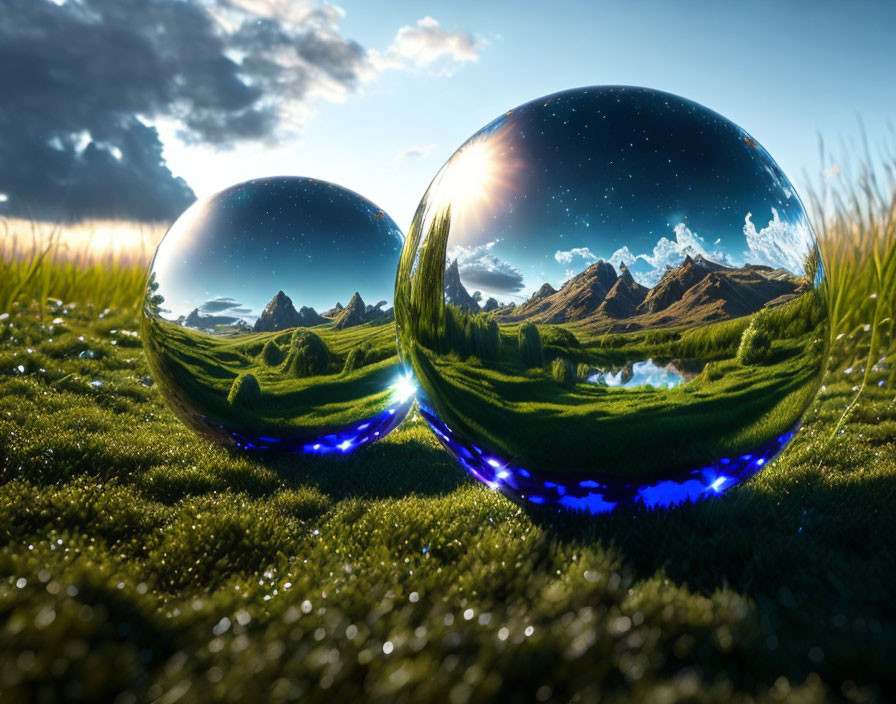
[395,86,827,513]
[142,176,413,453]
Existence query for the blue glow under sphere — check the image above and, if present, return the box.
[142,176,414,453]
[395,86,827,512]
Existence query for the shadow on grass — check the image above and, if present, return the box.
[245,428,473,501]
[528,470,891,592]
[515,449,896,690]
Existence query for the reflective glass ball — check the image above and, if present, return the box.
[395,86,827,512]
[142,176,413,453]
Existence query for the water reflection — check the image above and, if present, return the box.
[587,358,692,389]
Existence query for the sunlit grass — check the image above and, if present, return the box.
[808,141,896,437]
[0,217,165,318]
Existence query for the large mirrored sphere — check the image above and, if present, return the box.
[396,86,827,512]
[142,176,413,453]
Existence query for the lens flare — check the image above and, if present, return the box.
[425,123,521,235]
[390,373,418,404]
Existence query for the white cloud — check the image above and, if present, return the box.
[606,223,736,287]
[394,143,436,161]
[742,208,813,275]
[594,210,812,288]
[671,223,702,254]
[557,224,735,288]
[552,207,812,291]
[183,7,481,143]
[219,0,345,28]
[605,245,636,266]
[448,240,524,293]
[554,247,598,265]
[373,16,484,75]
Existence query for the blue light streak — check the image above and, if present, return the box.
[228,397,414,455]
[417,396,799,515]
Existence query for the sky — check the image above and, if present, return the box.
[1,0,894,237]
[416,85,813,300]
[150,177,403,321]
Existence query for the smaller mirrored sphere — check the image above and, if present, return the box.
[142,176,413,453]
[396,86,828,512]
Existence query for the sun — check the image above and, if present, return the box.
[427,124,519,234]
[433,139,496,215]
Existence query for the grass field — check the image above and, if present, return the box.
[141,315,405,444]
[404,294,824,480]
[0,155,895,701]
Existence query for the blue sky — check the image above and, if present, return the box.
[159,0,896,233]
[3,0,892,231]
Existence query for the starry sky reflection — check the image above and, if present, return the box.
[151,177,404,321]
[423,86,813,300]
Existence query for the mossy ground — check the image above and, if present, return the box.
[0,299,894,703]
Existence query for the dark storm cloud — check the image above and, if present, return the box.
[459,267,526,293]
[200,297,244,313]
[0,0,367,220]
[450,241,526,293]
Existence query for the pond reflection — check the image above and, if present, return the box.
[587,358,694,389]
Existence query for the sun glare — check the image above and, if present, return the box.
[428,125,519,231]
[435,141,496,212]
[0,218,165,265]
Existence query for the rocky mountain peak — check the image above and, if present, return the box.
[322,301,343,318]
[334,292,367,330]
[508,259,619,324]
[332,291,393,329]
[343,291,363,310]
[618,261,635,285]
[598,264,649,318]
[573,259,617,289]
[296,306,327,326]
[254,290,301,332]
[564,259,618,298]
[498,252,799,330]
[444,260,480,312]
[533,283,558,299]
[638,256,710,316]
[692,254,729,272]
